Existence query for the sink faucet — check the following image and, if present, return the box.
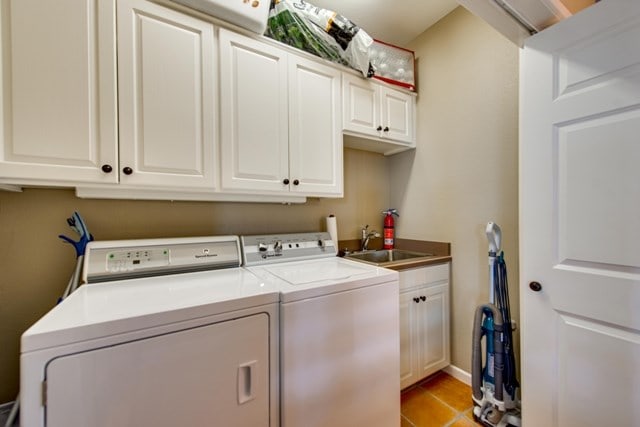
[361,225,380,251]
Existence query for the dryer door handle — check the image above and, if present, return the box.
[238,360,257,404]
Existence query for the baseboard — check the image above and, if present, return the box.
[443,364,472,386]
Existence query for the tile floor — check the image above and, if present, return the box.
[401,371,483,427]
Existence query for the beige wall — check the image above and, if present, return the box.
[391,8,520,374]
[0,148,390,403]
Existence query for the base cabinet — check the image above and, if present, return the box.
[399,263,450,389]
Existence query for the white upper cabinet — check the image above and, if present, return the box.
[0,0,118,183]
[219,29,342,197]
[219,29,289,193]
[342,72,416,155]
[288,56,342,196]
[117,0,217,189]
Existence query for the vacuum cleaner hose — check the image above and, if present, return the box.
[471,304,504,402]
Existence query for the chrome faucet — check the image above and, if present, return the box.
[361,225,380,251]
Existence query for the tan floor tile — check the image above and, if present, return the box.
[420,373,473,412]
[401,387,457,427]
[465,408,475,420]
[449,415,479,426]
[401,415,415,427]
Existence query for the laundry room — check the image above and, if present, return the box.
[3,0,636,426]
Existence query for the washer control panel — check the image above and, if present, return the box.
[241,232,336,266]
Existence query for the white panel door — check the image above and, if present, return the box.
[118,0,216,188]
[45,314,270,427]
[219,29,289,193]
[380,86,414,143]
[342,73,380,137]
[0,0,117,183]
[288,56,343,196]
[520,1,640,426]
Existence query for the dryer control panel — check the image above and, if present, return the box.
[83,236,241,283]
[241,232,336,266]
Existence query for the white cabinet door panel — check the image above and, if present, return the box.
[289,57,342,196]
[399,290,418,389]
[118,0,216,188]
[219,29,289,192]
[380,86,413,143]
[417,284,449,377]
[342,74,379,137]
[0,0,117,183]
[46,314,270,427]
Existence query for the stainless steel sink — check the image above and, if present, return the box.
[346,249,435,265]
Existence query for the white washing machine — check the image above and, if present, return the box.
[241,232,401,427]
[20,236,280,427]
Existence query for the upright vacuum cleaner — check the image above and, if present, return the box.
[471,222,521,427]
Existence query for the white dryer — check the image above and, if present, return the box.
[242,232,401,427]
[20,236,279,427]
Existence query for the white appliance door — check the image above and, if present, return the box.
[520,1,640,426]
[45,313,270,427]
[280,281,400,427]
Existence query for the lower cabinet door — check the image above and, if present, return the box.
[416,284,450,379]
[400,289,419,389]
[45,314,270,427]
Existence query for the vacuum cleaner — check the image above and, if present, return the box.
[471,222,521,427]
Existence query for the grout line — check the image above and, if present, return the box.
[401,413,417,427]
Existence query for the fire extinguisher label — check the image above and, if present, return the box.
[384,228,394,246]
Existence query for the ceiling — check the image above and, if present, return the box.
[308,0,459,47]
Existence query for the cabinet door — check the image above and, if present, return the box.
[342,73,380,138]
[117,0,216,189]
[416,283,450,379]
[400,290,419,389]
[0,0,117,183]
[219,29,289,193]
[288,56,343,196]
[380,86,414,144]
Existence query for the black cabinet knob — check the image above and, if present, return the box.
[420,296,426,301]
[283,178,290,185]
[413,297,420,303]
[122,167,133,175]
[376,126,382,131]
[529,281,542,292]
[101,164,113,173]
[383,126,389,132]
[293,179,300,186]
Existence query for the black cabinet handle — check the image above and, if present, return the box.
[101,164,113,173]
[376,126,382,131]
[383,126,389,132]
[122,167,133,175]
[420,296,426,301]
[529,281,542,292]
[413,297,420,303]
[293,179,300,186]
[283,178,290,185]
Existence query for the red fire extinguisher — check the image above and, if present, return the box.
[382,209,399,249]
